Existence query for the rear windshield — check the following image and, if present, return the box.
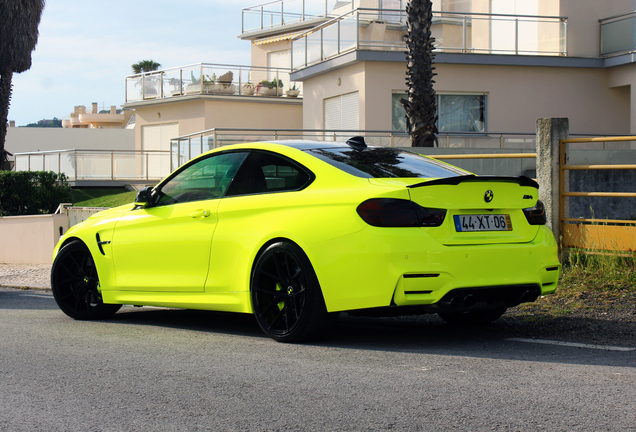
[307,147,469,179]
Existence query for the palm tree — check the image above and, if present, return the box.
[131,60,161,74]
[401,0,438,147]
[0,0,46,170]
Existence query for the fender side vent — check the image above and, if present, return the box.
[95,233,110,255]
[404,273,439,279]
[546,266,559,272]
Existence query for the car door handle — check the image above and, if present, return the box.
[190,209,211,218]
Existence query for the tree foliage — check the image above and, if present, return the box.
[0,171,72,216]
[131,60,161,74]
[0,0,46,169]
[401,0,438,147]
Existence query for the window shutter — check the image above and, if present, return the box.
[340,92,359,130]
[323,91,359,130]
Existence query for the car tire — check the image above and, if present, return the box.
[438,306,507,326]
[51,240,121,320]
[251,241,330,343]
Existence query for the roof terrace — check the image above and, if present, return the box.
[125,63,303,104]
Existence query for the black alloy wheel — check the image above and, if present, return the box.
[251,241,329,342]
[51,240,121,320]
[438,306,507,326]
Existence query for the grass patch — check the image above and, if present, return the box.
[71,188,137,207]
[514,251,636,318]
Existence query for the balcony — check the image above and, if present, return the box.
[241,0,348,34]
[291,8,567,71]
[125,63,303,104]
[600,11,636,57]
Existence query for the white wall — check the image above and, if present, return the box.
[0,214,68,264]
[5,128,135,160]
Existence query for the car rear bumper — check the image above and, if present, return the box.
[309,225,560,312]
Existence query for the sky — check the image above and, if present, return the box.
[8,0,259,126]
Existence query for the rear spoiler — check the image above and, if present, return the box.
[407,175,539,189]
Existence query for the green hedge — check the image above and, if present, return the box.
[0,171,72,216]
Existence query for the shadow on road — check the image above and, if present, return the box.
[2,287,634,368]
[108,306,635,369]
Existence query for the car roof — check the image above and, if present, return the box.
[256,140,372,151]
[255,140,348,151]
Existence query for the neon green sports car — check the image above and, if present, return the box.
[51,137,561,342]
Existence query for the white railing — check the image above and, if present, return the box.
[168,129,544,169]
[242,0,348,33]
[14,150,172,182]
[125,63,303,104]
[291,8,568,70]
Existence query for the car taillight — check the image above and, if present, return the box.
[357,199,446,227]
[523,199,546,225]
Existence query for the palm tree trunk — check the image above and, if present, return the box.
[401,0,438,147]
[0,70,13,170]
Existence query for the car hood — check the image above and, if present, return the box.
[85,203,136,221]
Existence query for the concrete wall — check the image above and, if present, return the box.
[302,62,366,130]
[0,214,67,264]
[608,62,636,140]
[301,60,631,135]
[435,63,630,134]
[251,40,291,71]
[5,128,135,159]
[133,97,303,151]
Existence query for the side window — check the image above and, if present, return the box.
[226,151,312,197]
[155,152,248,206]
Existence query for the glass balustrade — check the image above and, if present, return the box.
[14,150,172,181]
[125,64,303,103]
[600,12,636,57]
[241,0,346,33]
[291,8,567,70]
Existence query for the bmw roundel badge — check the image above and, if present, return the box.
[484,190,494,203]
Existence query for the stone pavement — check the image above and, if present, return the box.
[0,264,51,290]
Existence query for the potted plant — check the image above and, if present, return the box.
[203,73,221,93]
[257,79,274,96]
[185,72,202,94]
[271,77,284,96]
[216,71,235,94]
[286,83,300,98]
[257,78,284,96]
[242,81,255,96]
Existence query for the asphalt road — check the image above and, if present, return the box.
[1,287,634,432]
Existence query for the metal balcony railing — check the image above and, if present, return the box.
[14,132,628,182]
[291,8,568,70]
[600,11,636,57]
[125,63,303,104]
[13,149,171,182]
[241,0,349,34]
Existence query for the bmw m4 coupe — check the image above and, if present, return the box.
[52,137,561,342]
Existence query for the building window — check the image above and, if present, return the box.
[392,92,487,132]
[324,92,359,130]
[438,94,486,132]
[391,93,407,131]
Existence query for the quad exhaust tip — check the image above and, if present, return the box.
[450,294,477,308]
[522,289,541,303]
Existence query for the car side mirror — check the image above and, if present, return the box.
[135,187,154,206]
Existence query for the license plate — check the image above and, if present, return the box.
[454,214,512,232]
